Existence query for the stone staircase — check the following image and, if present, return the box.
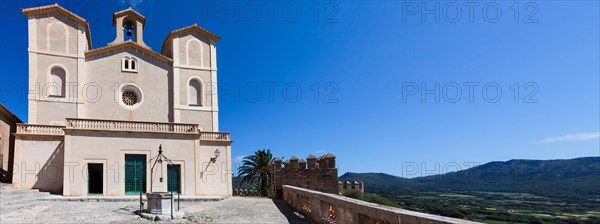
[0,183,56,213]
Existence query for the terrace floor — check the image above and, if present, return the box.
[0,195,313,223]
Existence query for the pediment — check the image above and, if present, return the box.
[86,41,172,65]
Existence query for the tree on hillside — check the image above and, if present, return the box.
[237,149,274,196]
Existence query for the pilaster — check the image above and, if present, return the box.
[173,37,181,123]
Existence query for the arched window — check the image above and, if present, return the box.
[188,79,202,106]
[122,56,138,72]
[49,67,66,97]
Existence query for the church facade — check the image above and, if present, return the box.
[12,4,233,197]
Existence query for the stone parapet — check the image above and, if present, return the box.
[283,185,480,224]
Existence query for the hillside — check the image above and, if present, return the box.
[340,157,600,223]
[340,157,600,199]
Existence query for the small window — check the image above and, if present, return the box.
[122,56,138,72]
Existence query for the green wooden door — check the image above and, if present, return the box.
[167,164,181,193]
[125,154,146,194]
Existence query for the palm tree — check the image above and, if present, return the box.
[237,149,274,196]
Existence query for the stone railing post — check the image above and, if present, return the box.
[307,154,317,170]
[290,156,299,169]
[284,160,290,170]
[324,153,336,169]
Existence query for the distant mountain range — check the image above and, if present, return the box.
[340,157,600,199]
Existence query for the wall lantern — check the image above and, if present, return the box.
[210,149,220,163]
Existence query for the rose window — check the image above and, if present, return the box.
[122,91,138,106]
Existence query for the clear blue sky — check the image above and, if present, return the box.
[1,1,598,177]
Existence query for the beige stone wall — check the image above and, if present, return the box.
[64,132,195,196]
[35,101,77,125]
[171,32,219,131]
[179,110,214,131]
[26,11,219,129]
[26,12,87,125]
[12,136,64,193]
[34,13,80,55]
[19,5,231,197]
[177,68,216,130]
[61,131,231,197]
[83,49,172,122]
[196,143,232,196]
[177,33,211,68]
[178,69,212,107]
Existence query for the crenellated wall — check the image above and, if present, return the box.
[271,154,339,198]
[338,180,364,193]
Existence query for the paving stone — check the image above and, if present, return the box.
[1,184,313,224]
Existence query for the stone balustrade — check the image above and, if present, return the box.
[65,118,199,134]
[232,188,261,197]
[16,119,231,140]
[283,185,480,224]
[199,131,231,141]
[16,124,65,136]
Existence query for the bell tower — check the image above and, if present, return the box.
[111,7,147,47]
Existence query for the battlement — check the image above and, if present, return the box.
[339,180,364,193]
[271,153,338,198]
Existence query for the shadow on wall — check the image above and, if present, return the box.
[32,141,64,194]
